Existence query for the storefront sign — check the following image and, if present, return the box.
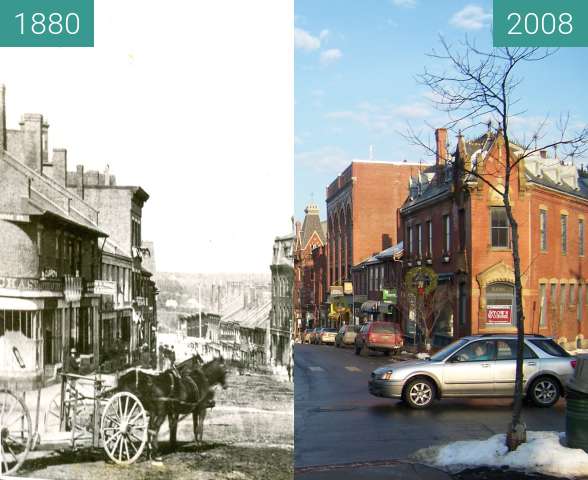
[0,276,63,293]
[487,305,512,324]
[86,280,116,296]
[382,288,397,304]
[343,282,353,295]
[330,285,344,297]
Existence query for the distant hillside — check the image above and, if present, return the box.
[154,271,271,313]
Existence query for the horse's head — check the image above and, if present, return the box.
[204,357,228,389]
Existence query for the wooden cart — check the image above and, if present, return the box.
[0,347,150,476]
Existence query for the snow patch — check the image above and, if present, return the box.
[414,431,588,478]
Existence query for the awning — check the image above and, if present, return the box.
[376,241,404,260]
[361,300,379,313]
[0,297,44,310]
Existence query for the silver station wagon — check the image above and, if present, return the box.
[369,334,576,409]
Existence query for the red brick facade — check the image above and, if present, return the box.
[326,161,421,287]
[399,129,588,349]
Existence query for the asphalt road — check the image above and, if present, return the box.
[294,343,567,469]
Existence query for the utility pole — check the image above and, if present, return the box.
[199,284,202,339]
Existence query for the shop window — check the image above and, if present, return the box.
[433,304,454,347]
[486,283,514,326]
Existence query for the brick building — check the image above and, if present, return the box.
[311,244,328,326]
[66,166,157,363]
[399,127,588,349]
[270,231,294,367]
[294,202,326,335]
[0,84,158,385]
[0,85,106,386]
[326,160,420,325]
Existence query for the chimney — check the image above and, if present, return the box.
[540,150,547,159]
[0,84,6,152]
[76,164,84,198]
[435,128,448,167]
[41,121,49,165]
[22,113,44,172]
[51,149,68,186]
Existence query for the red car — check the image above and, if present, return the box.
[355,321,403,356]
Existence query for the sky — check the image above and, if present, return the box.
[0,0,293,274]
[294,0,588,220]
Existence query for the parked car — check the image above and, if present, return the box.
[335,325,359,348]
[368,334,576,409]
[311,328,324,344]
[318,328,338,345]
[303,328,315,344]
[355,321,403,356]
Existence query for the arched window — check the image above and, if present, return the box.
[486,282,514,326]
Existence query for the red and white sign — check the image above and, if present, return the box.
[487,305,512,324]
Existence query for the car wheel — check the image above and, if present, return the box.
[404,378,435,409]
[529,376,560,407]
[383,350,391,356]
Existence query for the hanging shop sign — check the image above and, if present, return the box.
[330,285,344,297]
[86,280,116,296]
[343,282,353,295]
[382,288,397,304]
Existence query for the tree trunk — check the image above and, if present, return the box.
[504,188,527,451]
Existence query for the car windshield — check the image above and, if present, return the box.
[430,338,470,362]
[324,328,337,333]
[529,339,570,357]
[372,323,399,333]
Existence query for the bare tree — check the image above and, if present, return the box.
[405,37,588,450]
[396,279,455,352]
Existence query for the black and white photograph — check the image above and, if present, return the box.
[0,1,293,479]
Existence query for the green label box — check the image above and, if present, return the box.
[494,0,588,47]
[0,0,93,47]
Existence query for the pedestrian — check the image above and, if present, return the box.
[65,347,80,373]
[170,345,176,365]
[158,345,164,370]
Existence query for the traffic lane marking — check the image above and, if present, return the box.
[308,366,325,372]
[345,366,362,372]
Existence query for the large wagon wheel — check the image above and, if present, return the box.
[101,392,148,465]
[45,390,94,434]
[0,390,32,476]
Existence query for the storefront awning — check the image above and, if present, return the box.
[361,300,379,313]
[0,297,44,310]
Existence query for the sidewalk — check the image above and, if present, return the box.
[295,461,452,480]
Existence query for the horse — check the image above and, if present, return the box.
[114,356,227,461]
[169,355,228,447]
